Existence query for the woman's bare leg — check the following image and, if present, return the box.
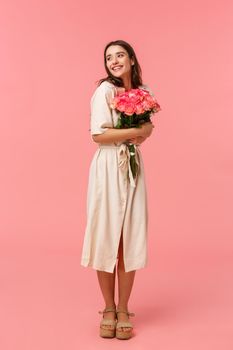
[117,231,136,332]
[96,267,116,329]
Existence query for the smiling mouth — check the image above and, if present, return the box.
[112,65,123,71]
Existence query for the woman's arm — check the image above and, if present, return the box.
[129,122,155,145]
[92,127,139,144]
[92,122,154,144]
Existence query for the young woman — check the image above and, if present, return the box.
[81,40,155,340]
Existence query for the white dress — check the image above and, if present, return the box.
[80,80,153,273]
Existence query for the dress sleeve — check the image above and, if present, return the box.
[89,83,114,136]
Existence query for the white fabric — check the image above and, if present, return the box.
[80,81,150,273]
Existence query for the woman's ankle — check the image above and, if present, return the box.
[116,304,128,311]
[105,302,116,309]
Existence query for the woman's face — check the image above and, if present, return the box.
[105,45,134,79]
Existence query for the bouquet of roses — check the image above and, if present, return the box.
[109,87,161,179]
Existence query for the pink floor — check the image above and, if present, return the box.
[1,251,232,350]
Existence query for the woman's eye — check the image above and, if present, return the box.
[106,54,124,61]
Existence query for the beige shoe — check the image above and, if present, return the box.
[98,307,117,338]
[116,309,135,340]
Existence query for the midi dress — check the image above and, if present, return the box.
[80,80,153,273]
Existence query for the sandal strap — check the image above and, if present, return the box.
[116,321,133,329]
[100,319,117,326]
[98,307,116,314]
[116,309,135,317]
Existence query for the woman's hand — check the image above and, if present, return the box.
[137,122,155,138]
[128,135,147,145]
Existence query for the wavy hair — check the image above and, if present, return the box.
[96,40,143,88]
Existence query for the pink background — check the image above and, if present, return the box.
[1,0,233,348]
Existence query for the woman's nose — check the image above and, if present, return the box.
[112,56,119,64]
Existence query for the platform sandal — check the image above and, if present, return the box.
[116,309,135,340]
[98,307,117,338]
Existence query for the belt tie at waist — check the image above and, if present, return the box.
[99,143,140,188]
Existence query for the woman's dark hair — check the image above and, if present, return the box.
[96,40,143,88]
